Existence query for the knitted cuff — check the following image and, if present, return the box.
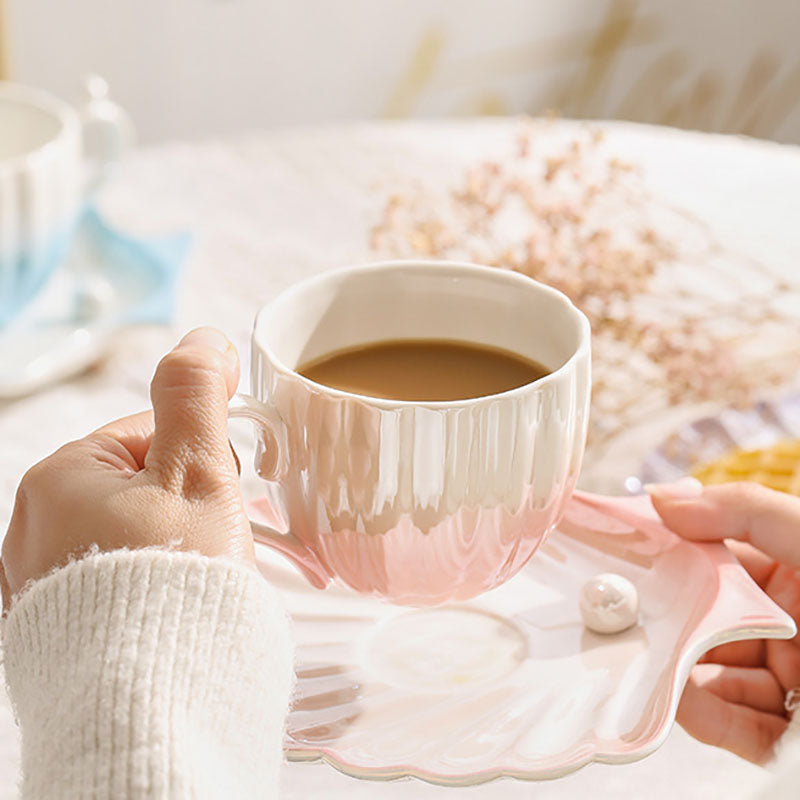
[3,549,293,799]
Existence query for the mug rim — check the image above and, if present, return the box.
[0,81,79,175]
[253,259,591,410]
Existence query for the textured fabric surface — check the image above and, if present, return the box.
[2,550,293,799]
[760,723,800,799]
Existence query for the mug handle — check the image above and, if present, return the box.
[78,74,135,194]
[228,392,331,589]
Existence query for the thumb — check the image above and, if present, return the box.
[146,328,240,483]
[648,479,800,568]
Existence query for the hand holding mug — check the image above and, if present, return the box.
[1,328,251,610]
[2,261,592,610]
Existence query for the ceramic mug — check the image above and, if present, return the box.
[0,77,132,325]
[230,260,591,605]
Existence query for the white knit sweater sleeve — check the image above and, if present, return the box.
[758,719,800,800]
[2,549,294,800]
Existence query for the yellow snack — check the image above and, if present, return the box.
[691,439,800,496]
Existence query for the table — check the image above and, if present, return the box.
[2,119,799,798]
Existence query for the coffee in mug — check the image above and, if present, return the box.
[229,260,591,605]
[298,339,551,402]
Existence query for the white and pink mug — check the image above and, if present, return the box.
[231,261,591,605]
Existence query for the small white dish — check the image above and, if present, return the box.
[252,491,795,786]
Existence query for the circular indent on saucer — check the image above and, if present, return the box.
[364,608,527,692]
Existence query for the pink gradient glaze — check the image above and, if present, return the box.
[250,482,573,605]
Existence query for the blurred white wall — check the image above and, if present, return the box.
[7,0,800,144]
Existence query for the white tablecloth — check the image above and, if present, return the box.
[2,119,799,798]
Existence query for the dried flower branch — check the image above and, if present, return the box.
[369,120,800,445]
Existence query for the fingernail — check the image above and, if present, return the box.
[178,328,237,369]
[179,327,229,353]
[644,477,704,500]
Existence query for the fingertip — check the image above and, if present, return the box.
[177,326,229,353]
[648,489,727,543]
[148,329,241,474]
[650,480,800,565]
[646,479,708,538]
[176,327,239,397]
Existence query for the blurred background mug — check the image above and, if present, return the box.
[0,77,132,325]
[230,261,591,605]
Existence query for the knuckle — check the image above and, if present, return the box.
[735,481,770,503]
[18,461,47,495]
[177,457,231,501]
[151,441,234,501]
[13,460,56,525]
[721,675,743,705]
[18,451,65,494]
[83,433,137,470]
[83,431,117,452]
[733,482,779,529]
[754,716,781,763]
[707,480,769,510]
[15,439,92,503]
